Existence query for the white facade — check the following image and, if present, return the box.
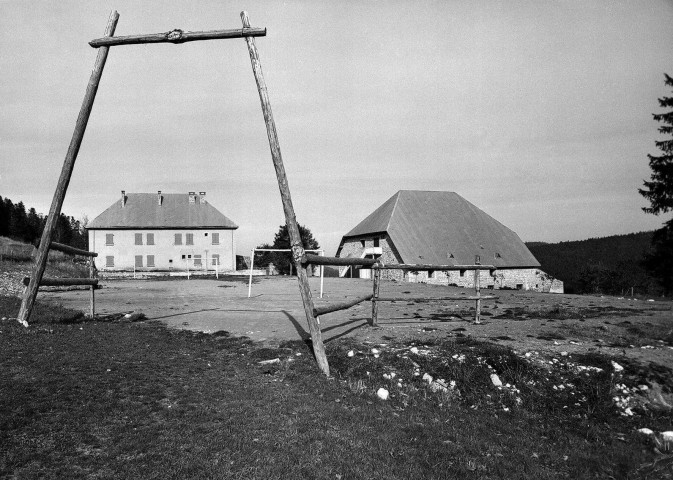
[89,228,235,272]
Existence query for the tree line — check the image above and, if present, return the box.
[0,196,87,250]
[527,232,664,296]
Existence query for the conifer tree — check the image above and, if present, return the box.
[640,73,673,294]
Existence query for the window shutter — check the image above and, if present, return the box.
[135,255,143,268]
[106,256,114,267]
[147,233,155,245]
[147,255,155,267]
[186,233,194,245]
[175,234,182,245]
[105,234,114,246]
[194,255,202,266]
[212,254,220,266]
[212,233,219,245]
[135,233,143,245]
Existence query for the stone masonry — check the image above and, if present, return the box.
[337,237,563,293]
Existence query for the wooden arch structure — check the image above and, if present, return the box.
[17,11,334,374]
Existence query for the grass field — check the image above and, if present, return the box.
[2,295,673,479]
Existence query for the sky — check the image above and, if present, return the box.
[1,0,672,256]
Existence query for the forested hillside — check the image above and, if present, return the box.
[527,232,663,296]
[0,196,87,250]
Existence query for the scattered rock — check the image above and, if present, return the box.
[645,382,673,411]
[491,374,503,387]
[124,312,146,322]
[377,388,389,401]
[611,361,624,373]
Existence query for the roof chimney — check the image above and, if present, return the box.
[157,190,162,206]
[199,191,206,204]
[121,190,126,207]
[188,191,196,204]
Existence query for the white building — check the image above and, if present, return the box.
[88,191,238,272]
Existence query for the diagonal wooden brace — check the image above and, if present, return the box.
[241,11,330,376]
[17,11,119,327]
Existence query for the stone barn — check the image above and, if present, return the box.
[88,191,238,272]
[335,190,563,293]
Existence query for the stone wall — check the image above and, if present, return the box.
[337,236,563,293]
[404,268,562,293]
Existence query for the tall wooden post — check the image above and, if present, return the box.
[17,11,119,326]
[473,255,481,324]
[241,11,329,375]
[371,267,381,326]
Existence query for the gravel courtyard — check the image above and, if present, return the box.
[36,275,673,368]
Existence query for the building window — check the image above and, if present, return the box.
[212,254,220,266]
[106,256,114,267]
[105,234,114,246]
[194,255,202,267]
[147,233,155,245]
[428,270,435,279]
[459,269,466,277]
[175,233,182,245]
[211,233,219,245]
[360,240,366,248]
[135,255,143,268]
[186,233,194,245]
[181,255,186,260]
[147,255,155,267]
[373,237,380,247]
[135,233,143,245]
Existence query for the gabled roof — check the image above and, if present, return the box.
[88,193,238,229]
[339,190,539,268]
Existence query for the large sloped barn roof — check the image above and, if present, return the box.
[88,193,238,230]
[339,190,540,268]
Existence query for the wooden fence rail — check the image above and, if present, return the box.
[34,241,97,257]
[371,263,496,271]
[313,294,373,317]
[302,254,377,267]
[375,295,497,302]
[22,277,98,287]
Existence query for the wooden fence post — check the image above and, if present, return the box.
[89,259,95,318]
[474,255,481,324]
[371,267,381,327]
[17,11,119,326]
[241,11,329,375]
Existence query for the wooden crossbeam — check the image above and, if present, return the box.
[314,294,373,317]
[34,240,97,257]
[374,295,497,302]
[90,27,266,48]
[372,264,496,271]
[23,277,98,287]
[303,254,378,267]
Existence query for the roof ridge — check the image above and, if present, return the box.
[387,191,403,232]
